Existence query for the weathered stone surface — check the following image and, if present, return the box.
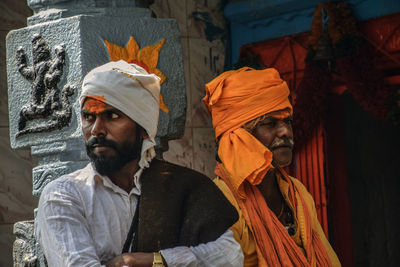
[7,14,186,153]
[0,32,10,127]
[0,127,37,224]
[0,0,32,127]
[1,1,36,265]
[189,38,225,128]
[179,36,192,127]
[7,16,85,150]
[0,223,15,267]
[149,0,227,179]
[151,0,227,41]
[13,220,46,267]
[26,0,153,26]
[31,139,89,196]
[0,0,32,29]
[163,127,194,170]
[32,161,89,197]
[27,7,152,26]
[186,0,226,41]
[28,0,142,10]
[13,221,37,267]
[150,0,188,37]
[192,127,217,179]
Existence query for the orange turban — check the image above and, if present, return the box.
[203,67,292,197]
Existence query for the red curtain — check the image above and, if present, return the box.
[294,125,328,236]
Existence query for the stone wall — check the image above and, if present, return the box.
[0,1,36,267]
[152,0,227,178]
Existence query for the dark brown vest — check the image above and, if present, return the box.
[136,159,238,252]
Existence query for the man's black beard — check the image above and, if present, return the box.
[85,135,142,177]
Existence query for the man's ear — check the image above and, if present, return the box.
[141,128,149,140]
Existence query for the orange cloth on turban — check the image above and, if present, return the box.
[203,67,292,197]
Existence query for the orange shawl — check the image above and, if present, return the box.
[215,163,332,267]
[203,67,292,197]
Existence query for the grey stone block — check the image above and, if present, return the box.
[7,16,84,150]
[28,0,141,12]
[7,14,186,152]
[31,138,88,164]
[32,161,89,197]
[27,7,152,26]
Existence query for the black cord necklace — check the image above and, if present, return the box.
[282,202,297,236]
[122,197,140,253]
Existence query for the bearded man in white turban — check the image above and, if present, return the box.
[35,60,242,267]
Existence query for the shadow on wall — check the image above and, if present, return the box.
[0,1,36,267]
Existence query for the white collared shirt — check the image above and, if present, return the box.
[35,163,243,267]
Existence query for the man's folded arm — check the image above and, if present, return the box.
[36,180,244,267]
[35,180,103,267]
[160,230,244,267]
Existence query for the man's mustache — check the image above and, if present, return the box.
[86,136,118,150]
[270,138,294,150]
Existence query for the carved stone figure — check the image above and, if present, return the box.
[13,220,47,267]
[16,34,75,137]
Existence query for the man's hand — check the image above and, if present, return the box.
[103,252,154,267]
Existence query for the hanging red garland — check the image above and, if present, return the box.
[293,1,400,146]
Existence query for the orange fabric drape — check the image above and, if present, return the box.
[216,163,333,267]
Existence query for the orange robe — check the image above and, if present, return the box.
[214,173,341,267]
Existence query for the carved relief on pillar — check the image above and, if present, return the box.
[15,34,75,137]
[26,0,152,26]
[7,20,84,150]
[27,0,138,11]
[32,161,89,197]
[13,220,47,267]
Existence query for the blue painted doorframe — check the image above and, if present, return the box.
[224,0,400,66]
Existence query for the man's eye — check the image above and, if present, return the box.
[284,117,293,125]
[83,114,94,121]
[260,121,276,128]
[110,113,120,119]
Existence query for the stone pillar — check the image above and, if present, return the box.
[6,1,186,265]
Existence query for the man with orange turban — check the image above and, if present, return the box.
[203,67,341,267]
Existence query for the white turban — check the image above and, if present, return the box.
[80,60,160,169]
